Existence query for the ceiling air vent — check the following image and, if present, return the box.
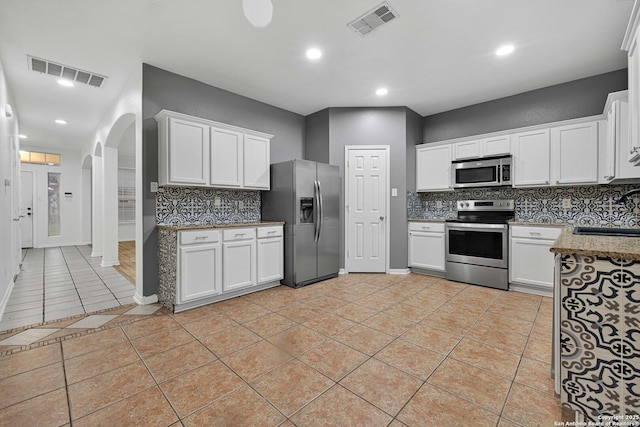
[27,55,108,88]
[348,2,398,37]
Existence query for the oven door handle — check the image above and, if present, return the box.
[446,223,507,231]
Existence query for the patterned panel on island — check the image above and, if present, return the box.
[408,184,640,227]
[157,227,177,309]
[559,254,640,420]
[156,186,261,226]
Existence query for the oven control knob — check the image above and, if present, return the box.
[459,202,464,208]
[464,202,469,208]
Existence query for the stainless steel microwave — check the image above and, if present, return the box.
[451,155,512,189]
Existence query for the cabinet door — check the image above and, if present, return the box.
[483,135,511,157]
[512,129,551,187]
[629,34,640,163]
[257,237,283,284]
[453,140,481,160]
[168,118,209,185]
[603,107,616,182]
[178,243,221,303]
[243,135,270,189]
[211,127,243,187]
[552,122,599,185]
[408,231,445,271]
[510,238,555,289]
[416,145,451,191]
[223,239,257,291]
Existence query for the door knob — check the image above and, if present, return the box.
[379,216,385,220]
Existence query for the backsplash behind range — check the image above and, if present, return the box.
[408,184,640,227]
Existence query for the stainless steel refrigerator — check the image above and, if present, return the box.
[261,159,340,288]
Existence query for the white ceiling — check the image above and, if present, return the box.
[0,0,633,150]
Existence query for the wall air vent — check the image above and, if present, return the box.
[27,56,107,88]
[348,2,398,37]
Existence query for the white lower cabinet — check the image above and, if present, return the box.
[257,226,283,284]
[177,229,222,304]
[223,228,257,292]
[509,225,562,296]
[407,222,445,271]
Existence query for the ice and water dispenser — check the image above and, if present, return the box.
[300,197,314,223]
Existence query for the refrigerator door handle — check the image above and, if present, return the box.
[313,180,320,242]
[317,180,323,240]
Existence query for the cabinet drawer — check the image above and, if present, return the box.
[223,227,256,241]
[408,222,445,233]
[257,226,282,239]
[510,226,562,240]
[179,229,220,245]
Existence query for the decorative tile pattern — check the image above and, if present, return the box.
[156,186,260,226]
[559,254,640,420]
[408,184,640,226]
[157,228,177,310]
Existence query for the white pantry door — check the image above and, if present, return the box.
[346,147,388,273]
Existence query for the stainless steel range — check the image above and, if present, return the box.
[445,199,515,290]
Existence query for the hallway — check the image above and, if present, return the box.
[0,246,135,331]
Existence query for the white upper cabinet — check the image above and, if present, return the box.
[155,110,273,190]
[416,144,452,191]
[551,121,599,185]
[243,135,270,189]
[623,4,640,164]
[452,136,510,160]
[601,92,640,183]
[211,127,243,187]
[512,129,551,187]
[159,117,210,186]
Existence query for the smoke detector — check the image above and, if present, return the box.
[348,2,398,37]
[27,55,107,88]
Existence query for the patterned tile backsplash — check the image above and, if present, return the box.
[408,184,640,227]
[156,186,260,225]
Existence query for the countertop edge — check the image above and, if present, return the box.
[157,221,285,231]
[549,228,640,261]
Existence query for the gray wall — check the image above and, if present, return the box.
[328,107,408,271]
[305,108,330,163]
[422,69,628,143]
[142,64,305,296]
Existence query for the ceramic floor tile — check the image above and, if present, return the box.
[420,311,477,336]
[397,383,499,427]
[466,323,529,354]
[304,295,348,311]
[298,339,369,381]
[122,315,181,340]
[374,339,444,380]
[67,361,155,420]
[1,308,44,321]
[180,314,238,339]
[64,341,140,384]
[243,313,297,338]
[503,383,566,426]
[0,362,65,410]
[182,385,285,427]
[66,315,118,329]
[4,301,42,313]
[45,306,85,322]
[340,358,422,416]
[268,325,326,356]
[0,315,44,332]
[428,358,512,414]
[221,340,290,381]
[514,357,555,395]
[333,303,377,322]
[123,304,162,316]
[304,313,357,337]
[334,324,394,356]
[200,325,261,357]
[0,388,69,427]
[353,295,395,311]
[143,341,216,383]
[382,302,432,322]
[277,304,326,323]
[160,360,244,417]
[477,312,533,336]
[131,326,195,359]
[221,302,270,324]
[361,312,415,336]
[250,359,334,416]
[523,335,553,364]
[290,385,392,427]
[72,387,177,427]
[0,343,61,379]
[449,338,521,379]
[62,327,128,359]
[0,328,58,346]
[400,323,461,355]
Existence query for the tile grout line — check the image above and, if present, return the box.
[59,342,75,427]
[74,245,126,308]
[56,246,85,319]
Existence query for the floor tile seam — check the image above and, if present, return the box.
[422,381,507,420]
[496,351,527,420]
[57,342,73,425]
[0,382,69,415]
[0,344,64,382]
[461,334,528,357]
[447,332,522,382]
[293,342,370,383]
[54,247,84,315]
[64,353,143,386]
[70,245,119,304]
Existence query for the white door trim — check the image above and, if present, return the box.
[344,145,390,274]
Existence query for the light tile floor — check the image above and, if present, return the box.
[0,246,136,331]
[0,273,572,427]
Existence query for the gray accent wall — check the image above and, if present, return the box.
[305,108,330,163]
[423,69,628,143]
[142,64,305,297]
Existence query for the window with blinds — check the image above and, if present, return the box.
[118,168,135,223]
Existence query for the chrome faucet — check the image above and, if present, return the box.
[615,188,640,204]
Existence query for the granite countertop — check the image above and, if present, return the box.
[550,227,640,261]
[508,221,566,227]
[407,218,447,223]
[157,221,285,231]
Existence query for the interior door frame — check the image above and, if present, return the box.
[344,145,391,274]
[20,170,35,249]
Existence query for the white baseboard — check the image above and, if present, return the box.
[338,268,346,275]
[101,259,120,268]
[509,283,552,298]
[91,251,103,257]
[0,278,15,321]
[134,293,158,305]
[389,268,410,275]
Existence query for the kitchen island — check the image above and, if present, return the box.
[550,228,640,421]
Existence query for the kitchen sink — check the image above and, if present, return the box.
[573,227,640,237]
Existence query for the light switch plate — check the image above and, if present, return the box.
[150,182,158,192]
[391,188,397,197]
[562,198,571,209]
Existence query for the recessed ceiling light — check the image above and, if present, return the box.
[55,119,67,125]
[57,79,74,87]
[496,44,515,56]
[376,87,388,96]
[18,134,27,139]
[306,48,322,60]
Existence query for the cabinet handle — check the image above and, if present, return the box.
[421,226,431,230]
[268,231,277,234]
[530,232,542,237]
[235,233,246,237]
[195,236,209,240]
